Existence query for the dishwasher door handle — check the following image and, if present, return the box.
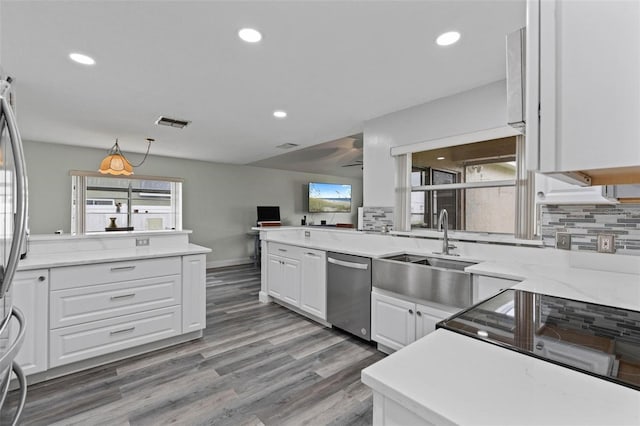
[327,257,369,270]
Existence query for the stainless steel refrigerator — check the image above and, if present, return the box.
[0,72,29,424]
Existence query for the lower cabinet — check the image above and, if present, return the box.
[371,292,458,352]
[182,254,207,333]
[12,253,207,377]
[267,254,301,306]
[300,249,327,320]
[266,243,327,320]
[50,306,181,368]
[12,269,49,376]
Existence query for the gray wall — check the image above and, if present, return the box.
[23,140,363,265]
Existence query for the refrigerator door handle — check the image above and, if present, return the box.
[0,94,28,297]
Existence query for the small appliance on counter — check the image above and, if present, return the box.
[438,289,640,390]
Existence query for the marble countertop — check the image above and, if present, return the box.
[17,243,211,270]
[467,261,640,312]
[362,329,640,426]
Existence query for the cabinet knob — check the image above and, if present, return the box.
[38,276,46,282]
[408,309,413,315]
[416,311,422,317]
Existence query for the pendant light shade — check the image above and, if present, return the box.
[98,138,153,176]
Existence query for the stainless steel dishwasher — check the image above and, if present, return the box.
[327,252,372,340]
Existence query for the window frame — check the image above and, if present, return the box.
[70,170,183,235]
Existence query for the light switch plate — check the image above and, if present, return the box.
[556,232,571,250]
[597,234,616,254]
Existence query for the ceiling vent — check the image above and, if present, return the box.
[155,116,191,129]
[276,143,299,149]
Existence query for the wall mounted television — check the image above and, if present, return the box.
[308,182,352,213]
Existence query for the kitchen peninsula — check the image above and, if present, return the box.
[13,230,211,383]
[257,226,640,425]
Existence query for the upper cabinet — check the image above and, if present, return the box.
[526,0,640,185]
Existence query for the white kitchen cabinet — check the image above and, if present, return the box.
[415,304,456,340]
[267,253,301,306]
[182,254,206,333]
[300,249,326,320]
[472,275,520,304]
[371,292,416,351]
[372,292,459,352]
[527,0,640,175]
[12,269,49,376]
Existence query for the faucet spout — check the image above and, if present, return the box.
[437,209,449,255]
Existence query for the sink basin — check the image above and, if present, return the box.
[383,254,428,263]
[374,253,477,308]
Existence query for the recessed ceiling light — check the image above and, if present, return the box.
[238,28,262,43]
[437,156,446,160]
[273,110,287,119]
[69,53,95,65]
[436,31,461,47]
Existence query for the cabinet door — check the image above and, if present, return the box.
[371,292,415,351]
[281,258,301,306]
[12,269,49,376]
[300,249,326,319]
[537,0,640,172]
[182,254,206,333]
[415,304,456,340]
[267,254,285,300]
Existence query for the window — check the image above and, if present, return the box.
[409,136,528,235]
[71,171,183,234]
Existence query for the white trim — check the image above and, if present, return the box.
[390,126,521,157]
[412,179,516,191]
[206,257,253,269]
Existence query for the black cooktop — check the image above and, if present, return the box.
[438,289,640,390]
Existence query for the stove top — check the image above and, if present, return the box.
[438,289,640,390]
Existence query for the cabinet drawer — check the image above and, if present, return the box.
[50,275,182,329]
[50,257,181,290]
[268,242,303,260]
[50,306,181,368]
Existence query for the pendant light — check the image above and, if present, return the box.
[98,138,154,175]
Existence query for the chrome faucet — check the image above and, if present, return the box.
[436,209,458,256]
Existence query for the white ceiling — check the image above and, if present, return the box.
[0,0,525,173]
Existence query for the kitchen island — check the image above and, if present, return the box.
[14,230,211,383]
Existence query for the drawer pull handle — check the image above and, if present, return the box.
[110,266,136,272]
[110,293,135,301]
[110,327,135,336]
[278,248,287,252]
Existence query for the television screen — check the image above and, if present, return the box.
[257,206,280,222]
[309,182,352,213]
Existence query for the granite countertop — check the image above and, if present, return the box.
[18,243,211,270]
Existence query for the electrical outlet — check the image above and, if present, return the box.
[136,238,150,247]
[304,230,311,238]
[597,234,616,254]
[556,232,571,250]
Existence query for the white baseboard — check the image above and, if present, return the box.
[206,257,254,269]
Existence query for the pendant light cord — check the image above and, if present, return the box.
[127,138,153,168]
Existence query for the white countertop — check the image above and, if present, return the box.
[362,329,640,426]
[17,243,211,270]
[467,261,640,312]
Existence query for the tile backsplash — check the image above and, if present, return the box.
[362,207,394,232]
[540,204,640,256]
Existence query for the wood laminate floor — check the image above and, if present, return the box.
[2,264,384,425]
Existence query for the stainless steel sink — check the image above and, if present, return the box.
[373,253,476,308]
